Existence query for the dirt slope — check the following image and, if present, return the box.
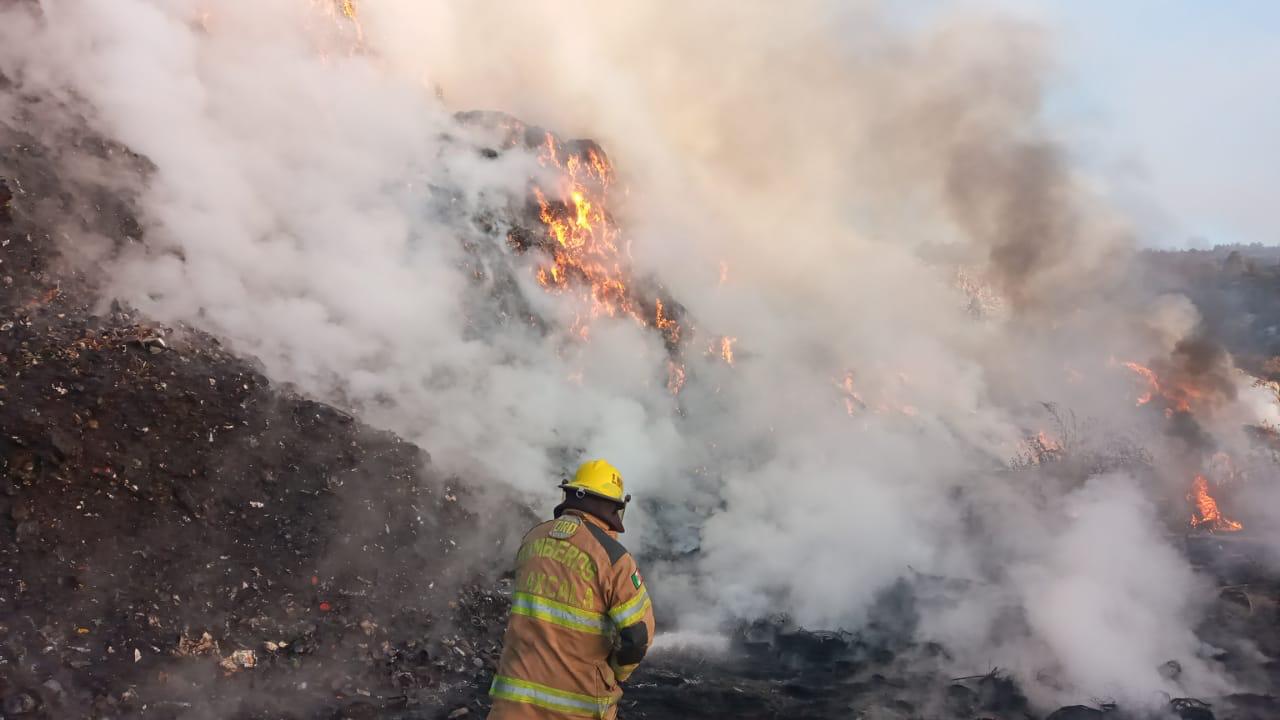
[0,105,522,719]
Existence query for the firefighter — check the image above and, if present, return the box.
[488,459,656,719]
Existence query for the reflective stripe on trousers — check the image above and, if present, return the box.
[490,674,614,718]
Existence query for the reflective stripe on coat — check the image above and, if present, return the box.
[487,510,656,719]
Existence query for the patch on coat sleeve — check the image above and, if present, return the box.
[549,516,582,539]
[631,571,643,589]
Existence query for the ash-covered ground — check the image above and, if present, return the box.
[4,89,1280,720]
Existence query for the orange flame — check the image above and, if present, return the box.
[835,370,919,417]
[531,133,683,350]
[719,337,737,366]
[1123,361,1158,406]
[1188,474,1243,532]
[1122,360,1201,416]
[654,299,680,346]
[300,0,365,50]
[838,371,865,416]
[1015,430,1063,465]
[526,132,693,396]
[1036,431,1062,453]
[666,361,687,396]
[337,0,365,43]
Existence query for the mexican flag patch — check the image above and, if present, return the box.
[631,571,642,589]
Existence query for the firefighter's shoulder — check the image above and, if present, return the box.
[519,517,559,544]
[580,520,630,567]
[521,513,589,542]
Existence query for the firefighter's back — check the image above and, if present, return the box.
[488,512,620,719]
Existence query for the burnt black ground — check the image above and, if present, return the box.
[4,93,1280,720]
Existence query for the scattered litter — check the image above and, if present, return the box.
[219,649,256,673]
[176,631,218,657]
[136,335,168,354]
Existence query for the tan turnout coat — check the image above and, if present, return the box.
[487,509,656,719]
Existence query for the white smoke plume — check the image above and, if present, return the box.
[2,0,1274,710]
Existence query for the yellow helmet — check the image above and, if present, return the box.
[560,459,630,504]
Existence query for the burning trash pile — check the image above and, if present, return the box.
[6,2,1280,719]
[2,103,1278,720]
[452,110,696,397]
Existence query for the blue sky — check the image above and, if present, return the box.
[987,1,1280,248]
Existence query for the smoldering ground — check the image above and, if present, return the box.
[2,0,1278,712]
